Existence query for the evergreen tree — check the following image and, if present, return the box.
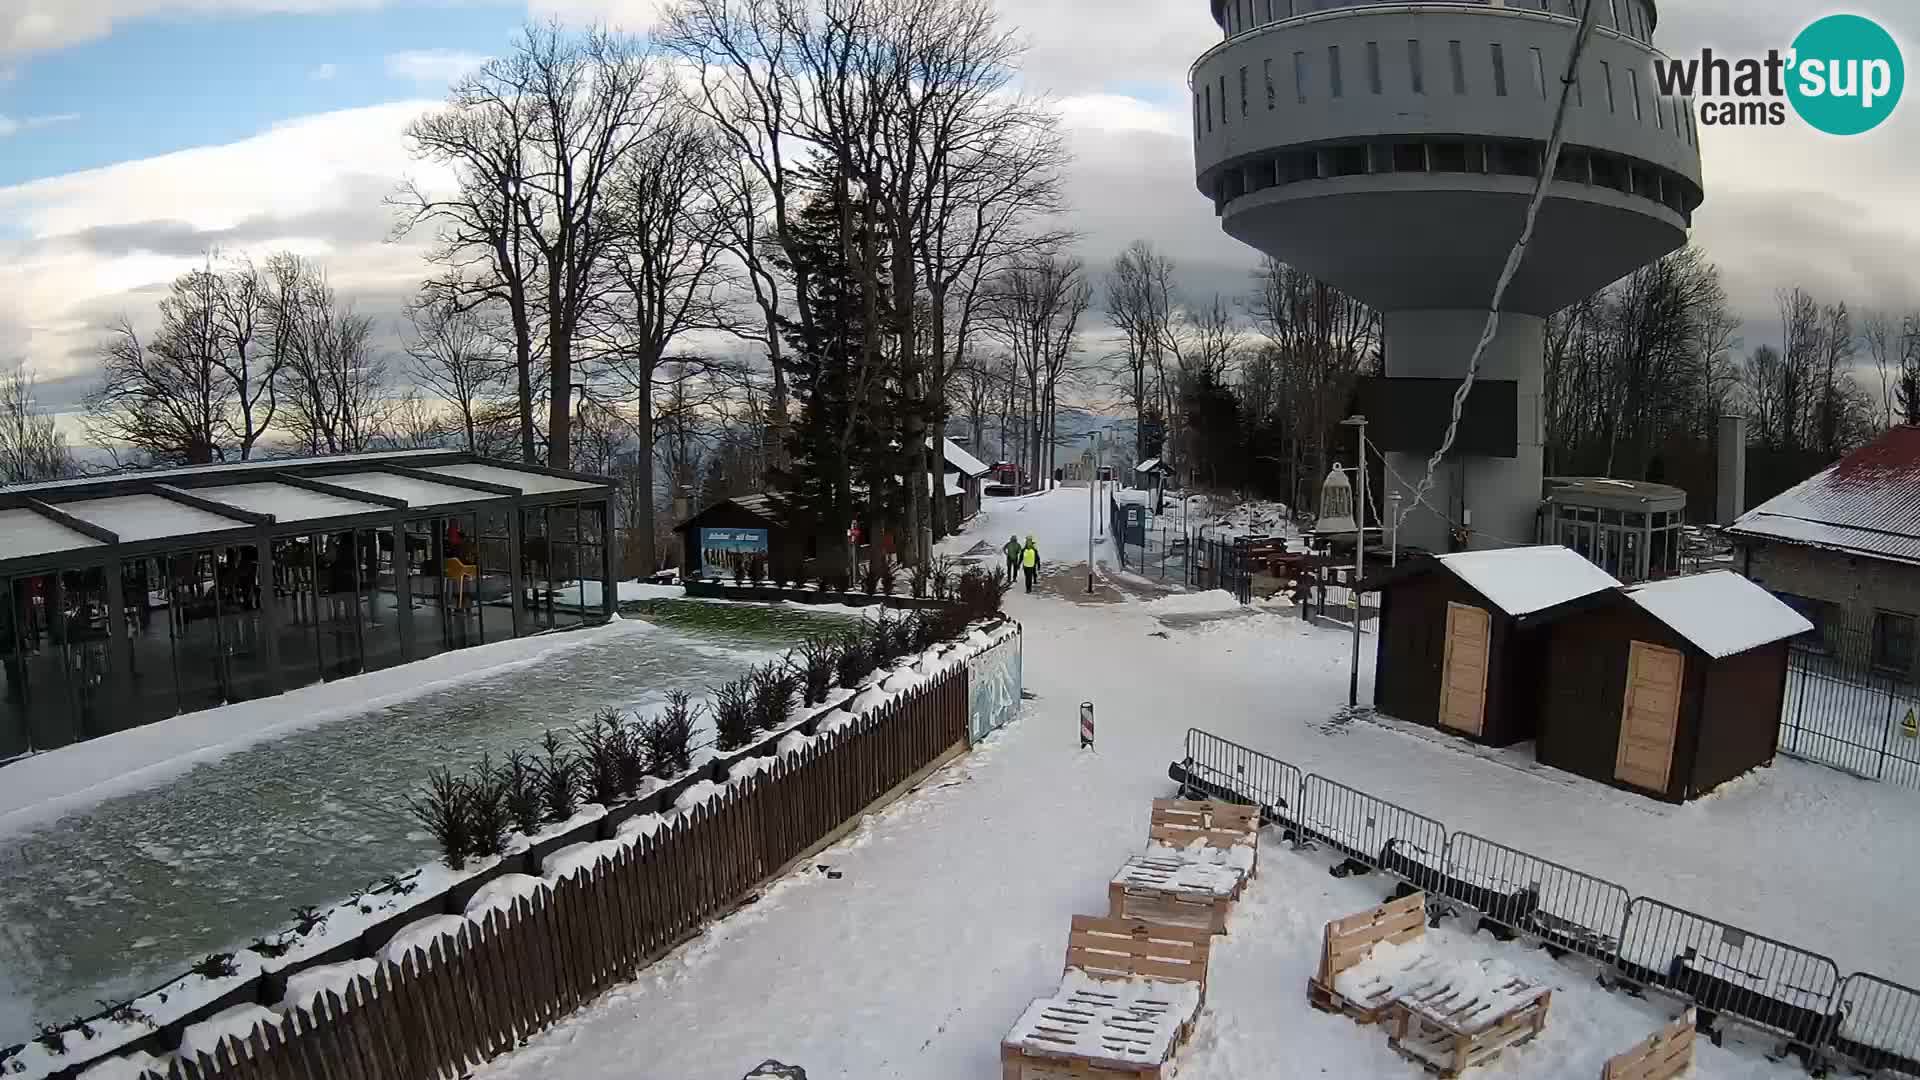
[769,170,905,571]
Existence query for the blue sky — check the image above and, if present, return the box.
[0,2,524,185]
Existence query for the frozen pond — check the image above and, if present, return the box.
[0,601,859,1046]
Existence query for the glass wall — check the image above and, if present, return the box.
[521,505,555,631]
[1545,502,1686,584]
[1,571,108,753]
[318,531,365,679]
[580,500,609,618]
[477,507,515,643]
[360,527,403,673]
[271,536,322,689]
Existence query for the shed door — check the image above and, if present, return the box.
[1438,602,1492,736]
[1615,641,1685,793]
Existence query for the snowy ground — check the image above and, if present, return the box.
[460,488,1919,1080]
[0,603,860,1046]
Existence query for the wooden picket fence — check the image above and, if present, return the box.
[149,667,969,1080]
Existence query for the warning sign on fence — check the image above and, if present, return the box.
[1904,707,1917,739]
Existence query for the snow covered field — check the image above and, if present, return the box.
[451,488,1919,1079]
[0,603,860,1047]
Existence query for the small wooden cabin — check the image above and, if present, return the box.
[1371,547,1622,747]
[1523,571,1813,802]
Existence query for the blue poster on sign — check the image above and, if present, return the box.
[699,527,769,579]
[966,631,1023,744]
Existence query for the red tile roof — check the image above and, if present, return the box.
[1728,426,1920,565]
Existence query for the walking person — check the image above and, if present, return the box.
[1003,534,1023,584]
[1021,536,1039,594]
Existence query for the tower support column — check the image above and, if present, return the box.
[1380,310,1545,554]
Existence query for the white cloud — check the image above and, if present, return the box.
[384,48,489,86]
[0,99,451,385]
[0,112,78,138]
[310,62,338,81]
[1,0,387,57]
[523,0,658,35]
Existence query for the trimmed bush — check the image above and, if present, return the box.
[792,636,838,705]
[538,730,581,824]
[466,756,511,859]
[711,677,758,752]
[835,631,874,689]
[956,566,1009,623]
[408,768,474,869]
[501,750,545,836]
[574,710,643,807]
[643,691,699,778]
[752,663,798,731]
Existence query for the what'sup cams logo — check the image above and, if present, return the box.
[1653,14,1904,135]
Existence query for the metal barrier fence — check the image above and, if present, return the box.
[1829,973,1920,1076]
[1617,898,1841,1053]
[1780,641,1920,790]
[1444,833,1629,965]
[1294,773,1448,873]
[1177,726,1920,1076]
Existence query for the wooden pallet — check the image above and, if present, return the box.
[1386,989,1552,1077]
[1001,916,1214,1080]
[1308,891,1428,1023]
[1108,855,1244,935]
[1601,1009,1697,1080]
[1147,799,1260,878]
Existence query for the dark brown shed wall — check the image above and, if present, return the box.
[1537,600,1705,802]
[1373,569,1537,746]
[1690,640,1789,794]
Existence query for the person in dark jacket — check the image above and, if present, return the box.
[1003,535,1023,583]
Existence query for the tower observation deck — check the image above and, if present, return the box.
[1191,0,1702,552]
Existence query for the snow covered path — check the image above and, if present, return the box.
[470,489,1915,1079]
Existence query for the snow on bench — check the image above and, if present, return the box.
[1001,915,1213,1080]
[1146,798,1259,874]
[1602,1009,1696,1080]
[1109,855,1247,934]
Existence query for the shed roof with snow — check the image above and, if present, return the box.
[1727,425,1920,566]
[1135,458,1173,474]
[940,438,991,478]
[1434,546,1624,616]
[1619,571,1813,659]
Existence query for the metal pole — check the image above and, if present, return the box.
[1087,443,1096,594]
[1389,492,1402,568]
[1347,417,1367,709]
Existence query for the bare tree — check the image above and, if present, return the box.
[987,254,1089,491]
[407,296,507,452]
[274,265,390,454]
[384,390,453,450]
[0,364,73,483]
[86,268,232,464]
[587,103,737,575]
[207,255,281,459]
[1106,241,1176,460]
[1864,310,1896,430]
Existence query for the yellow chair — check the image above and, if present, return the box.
[443,559,478,609]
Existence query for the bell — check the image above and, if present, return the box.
[1315,463,1359,536]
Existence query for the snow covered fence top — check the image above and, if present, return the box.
[1434,545,1623,617]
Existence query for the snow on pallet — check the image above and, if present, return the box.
[1601,1009,1697,1080]
[1107,856,1245,935]
[1001,917,1212,1080]
[1144,799,1260,875]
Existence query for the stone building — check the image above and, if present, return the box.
[1727,426,1920,682]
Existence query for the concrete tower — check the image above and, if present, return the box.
[1191,0,1702,552]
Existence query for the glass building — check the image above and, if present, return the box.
[1538,476,1687,584]
[0,451,616,760]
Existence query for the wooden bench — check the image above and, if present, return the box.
[1146,799,1260,878]
[1001,916,1213,1080]
[1385,977,1552,1077]
[1307,891,1431,1023]
[1108,855,1245,934]
[1601,1010,1696,1080]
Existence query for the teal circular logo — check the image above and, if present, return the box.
[1787,14,1904,135]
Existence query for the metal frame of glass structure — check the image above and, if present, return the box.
[0,452,616,759]
[1537,476,1687,584]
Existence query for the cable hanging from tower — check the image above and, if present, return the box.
[1394,0,1605,539]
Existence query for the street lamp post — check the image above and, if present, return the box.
[1340,415,1369,709]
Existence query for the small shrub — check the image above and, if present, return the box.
[711,677,758,751]
[289,905,328,936]
[33,1024,65,1054]
[792,637,837,705]
[907,610,937,652]
[752,663,797,731]
[910,561,930,598]
[189,952,239,980]
[538,731,581,823]
[249,936,291,959]
[408,768,473,870]
[643,691,699,778]
[930,555,956,600]
[500,750,545,836]
[956,566,1009,623]
[836,631,874,688]
[879,558,900,596]
[99,1000,155,1029]
[466,756,511,859]
[862,561,881,595]
[64,1016,96,1041]
[574,711,632,807]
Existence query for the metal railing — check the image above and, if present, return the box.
[1780,640,1920,790]
[1175,726,1920,1075]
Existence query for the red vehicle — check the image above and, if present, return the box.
[986,462,1025,494]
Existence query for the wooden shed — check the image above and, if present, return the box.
[1522,571,1814,802]
[1370,547,1622,747]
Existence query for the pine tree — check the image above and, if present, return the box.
[770,170,907,572]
